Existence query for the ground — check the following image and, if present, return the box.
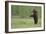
[11,16,41,29]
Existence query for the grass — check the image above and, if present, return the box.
[11,5,41,29]
[11,17,41,29]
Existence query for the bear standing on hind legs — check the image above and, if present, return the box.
[30,9,38,24]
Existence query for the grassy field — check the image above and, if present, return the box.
[11,5,41,29]
[11,17,41,29]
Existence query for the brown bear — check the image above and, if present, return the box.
[30,9,38,24]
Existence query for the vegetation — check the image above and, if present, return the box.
[11,5,41,29]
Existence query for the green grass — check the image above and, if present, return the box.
[11,17,41,29]
[11,5,41,29]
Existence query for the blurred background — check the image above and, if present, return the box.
[11,5,41,18]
